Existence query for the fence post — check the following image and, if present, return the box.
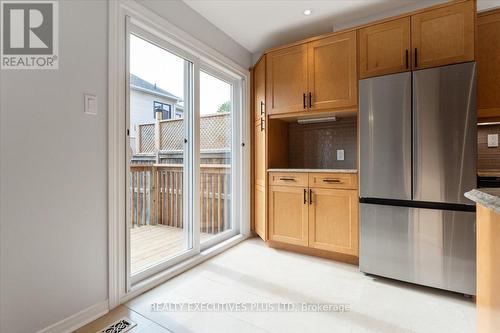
[135,124,141,154]
[151,165,158,225]
[154,110,162,163]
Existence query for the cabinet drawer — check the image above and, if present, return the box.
[308,173,357,189]
[269,172,308,187]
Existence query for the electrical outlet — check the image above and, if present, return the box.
[488,134,498,148]
[337,149,345,161]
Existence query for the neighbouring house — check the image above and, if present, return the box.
[130,74,184,153]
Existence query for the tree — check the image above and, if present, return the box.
[217,101,231,113]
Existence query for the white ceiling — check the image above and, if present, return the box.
[183,0,500,55]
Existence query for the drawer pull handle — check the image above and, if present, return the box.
[279,177,296,181]
[323,179,341,183]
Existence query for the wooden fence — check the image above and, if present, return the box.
[130,164,231,234]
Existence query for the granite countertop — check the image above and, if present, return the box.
[267,168,358,173]
[465,188,500,214]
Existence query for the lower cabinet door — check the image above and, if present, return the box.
[254,184,267,241]
[268,185,308,246]
[308,188,358,255]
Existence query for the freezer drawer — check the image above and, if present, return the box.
[360,203,476,295]
[359,72,412,200]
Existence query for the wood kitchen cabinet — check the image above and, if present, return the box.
[358,1,474,78]
[253,56,267,240]
[254,56,266,122]
[266,44,308,115]
[268,185,309,246]
[358,17,411,78]
[308,188,358,256]
[477,9,500,121]
[411,1,474,70]
[266,32,357,115]
[268,172,359,256]
[308,31,357,111]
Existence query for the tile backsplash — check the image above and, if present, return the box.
[478,124,500,171]
[288,117,357,169]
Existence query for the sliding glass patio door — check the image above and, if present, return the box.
[125,23,241,285]
[127,26,196,284]
[198,69,239,248]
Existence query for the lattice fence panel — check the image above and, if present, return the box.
[200,114,231,150]
[139,124,155,153]
[153,113,231,152]
[160,120,184,151]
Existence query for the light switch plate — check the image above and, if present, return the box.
[84,94,97,115]
[488,134,498,147]
[337,149,345,161]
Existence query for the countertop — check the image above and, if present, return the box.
[267,168,358,173]
[478,170,500,177]
[465,188,500,214]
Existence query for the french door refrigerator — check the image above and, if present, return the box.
[359,62,477,295]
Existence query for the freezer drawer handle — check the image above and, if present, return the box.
[323,178,341,183]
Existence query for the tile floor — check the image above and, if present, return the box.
[79,237,476,333]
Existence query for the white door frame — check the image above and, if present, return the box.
[108,0,251,308]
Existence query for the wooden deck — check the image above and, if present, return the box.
[131,225,211,274]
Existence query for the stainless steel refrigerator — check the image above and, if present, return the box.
[359,62,477,295]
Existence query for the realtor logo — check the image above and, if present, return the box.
[1,1,58,69]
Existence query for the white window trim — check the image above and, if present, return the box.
[108,0,251,308]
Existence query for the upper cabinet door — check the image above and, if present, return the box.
[266,44,308,115]
[254,56,266,122]
[477,9,500,120]
[359,18,411,79]
[411,1,474,70]
[308,31,357,111]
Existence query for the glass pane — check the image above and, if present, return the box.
[199,71,232,242]
[129,34,191,275]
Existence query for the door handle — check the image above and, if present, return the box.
[405,49,409,69]
[260,117,264,131]
[308,92,312,108]
[304,189,307,204]
[309,189,313,205]
[414,48,418,68]
[260,101,265,115]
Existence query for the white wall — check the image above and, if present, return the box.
[0,1,251,332]
[137,0,253,69]
[0,1,108,332]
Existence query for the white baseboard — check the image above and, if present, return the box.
[37,300,109,333]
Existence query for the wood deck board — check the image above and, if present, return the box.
[131,225,212,274]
